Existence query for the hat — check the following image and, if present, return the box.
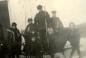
[12,22,17,26]
[28,18,32,22]
[37,5,42,9]
[52,10,56,13]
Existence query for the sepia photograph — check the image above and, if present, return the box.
[0,0,86,58]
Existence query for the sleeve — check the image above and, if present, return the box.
[45,12,51,28]
[57,17,63,29]
[24,25,29,35]
[34,14,39,25]
[34,13,40,32]
[17,29,21,37]
[76,29,80,39]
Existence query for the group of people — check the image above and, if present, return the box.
[24,5,64,57]
[23,5,80,58]
[0,5,81,58]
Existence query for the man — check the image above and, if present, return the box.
[24,18,36,56]
[24,18,36,45]
[47,11,64,56]
[8,22,21,58]
[68,22,81,58]
[34,5,50,53]
[50,10,63,33]
[24,18,35,35]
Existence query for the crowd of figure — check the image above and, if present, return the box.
[0,5,81,58]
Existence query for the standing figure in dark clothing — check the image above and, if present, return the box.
[24,18,41,58]
[68,22,81,58]
[24,18,35,57]
[8,22,21,58]
[47,11,64,58]
[34,5,50,53]
[49,10,63,33]
[24,18,35,35]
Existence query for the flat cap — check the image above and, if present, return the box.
[12,22,17,26]
[37,5,42,9]
[52,10,56,13]
[28,18,32,22]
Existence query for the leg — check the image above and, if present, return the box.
[70,47,76,58]
[25,54,28,58]
[24,51,28,58]
[41,51,44,58]
[16,47,21,58]
[39,30,48,53]
[62,52,66,58]
[51,54,54,58]
[16,54,19,58]
[77,47,81,58]
[11,54,15,58]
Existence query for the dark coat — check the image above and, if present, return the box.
[7,27,21,54]
[11,28,21,45]
[68,28,80,48]
[49,17,63,32]
[34,10,50,30]
[24,23,35,35]
[24,23,41,55]
[24,23,37,44]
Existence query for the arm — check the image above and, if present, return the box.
[24,25,29,35]
[45,11,50,28]
[34,14,39,32]
[34,14,39,26]
[57,17,63,29]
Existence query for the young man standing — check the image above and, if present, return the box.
[68,22,81,58]
[50,10,63,33]
[34,5,50,52]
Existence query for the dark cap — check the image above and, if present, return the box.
[12,22,17,26]
[37,5,42,9]
[52,10,56,13]
[28,18,32,22]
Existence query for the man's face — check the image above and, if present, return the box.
[52,13,56,17]
[69,23,75,29]
[12,25,16,29]
[37,7,43,12]
[29,21,32,24]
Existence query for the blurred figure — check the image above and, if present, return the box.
[47,11,64,58]
[68,22,81,58]
[24,18,37,58]
[50,10,63,33]
[8,22,21,58]
[34,5,50,53]
[69,22,76,30]
[11,22,21,58]
[24,18,35,35]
